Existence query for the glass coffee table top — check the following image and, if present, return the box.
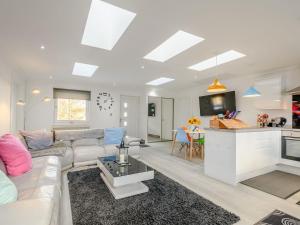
[98,156,154,178]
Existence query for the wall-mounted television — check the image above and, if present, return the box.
[199,91,236,116]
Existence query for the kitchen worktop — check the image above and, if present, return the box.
[205,126,299,133]
[204,127,282,133]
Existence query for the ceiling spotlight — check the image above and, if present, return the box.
[32,89,41,95]
[40,45,45,50]
[141,65,145,69]
[43,97,51,102]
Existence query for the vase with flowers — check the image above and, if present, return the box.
[187,116,201,131]
[257,114,269,127]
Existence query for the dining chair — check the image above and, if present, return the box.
[171,127,191,159]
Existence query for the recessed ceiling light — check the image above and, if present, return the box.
[188,50,246,72]
[141,65,145,69]
[32,89,41,94]
[72,62,98,77]
[43,97,51,102]
[144,30,204,62]
[40,45,45,50]
[146,77,175,86]
[81,0,136,51]
[16,100,26,106]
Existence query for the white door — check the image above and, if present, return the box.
[161,98,174,140]
[120,95,140,137]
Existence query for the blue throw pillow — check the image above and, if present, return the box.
[104,128,125,145]
[0,170,18,205]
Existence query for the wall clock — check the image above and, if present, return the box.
[96,92,114,116]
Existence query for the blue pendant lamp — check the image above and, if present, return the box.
[243,86,261,97]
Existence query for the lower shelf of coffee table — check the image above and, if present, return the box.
[100,172,149,199]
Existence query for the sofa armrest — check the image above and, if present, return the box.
[0,198,53,225]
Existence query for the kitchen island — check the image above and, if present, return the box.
[204,127,282,185]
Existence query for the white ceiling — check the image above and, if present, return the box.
[1,0,300,89]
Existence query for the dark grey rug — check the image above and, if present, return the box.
[241,170,300,199]
[254,210,300,225]
[68,168,240,225]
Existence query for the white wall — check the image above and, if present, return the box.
[24,80,176,140]
[0,60,12,135]
[0,58,25,135]
[174,67,300,128]
[147,96,161,136]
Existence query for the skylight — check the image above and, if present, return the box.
[188,50,246,72]
[72,62,98,77]
[146,77,175,86]
[144,31,204,62]
[81,0,136,50]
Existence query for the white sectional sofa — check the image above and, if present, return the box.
[0,128,142,225]
[0,156,61,225]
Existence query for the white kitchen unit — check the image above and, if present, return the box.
[204,128,282,185]
[254,76,286,109]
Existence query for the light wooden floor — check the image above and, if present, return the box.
[61,142,300,225]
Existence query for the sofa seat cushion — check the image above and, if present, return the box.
[73,145,106,163]
[0,198,53,225]
[29,145,67,158]
[17,184,59,201]
[10,156,61,192]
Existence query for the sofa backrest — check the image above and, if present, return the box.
[54,129,104,141]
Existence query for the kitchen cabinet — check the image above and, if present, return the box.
[254,76,285,109]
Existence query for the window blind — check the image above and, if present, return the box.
[53,88,91,100]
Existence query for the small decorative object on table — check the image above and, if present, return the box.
[116,139,130,166]
[257,113,269,127]
[187,116,202,131]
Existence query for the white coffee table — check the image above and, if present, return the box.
[97,156,154,199]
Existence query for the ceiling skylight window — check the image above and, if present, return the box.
[188,50,246,72]
[81,0,136,51]
[146,77,175,86]
[144,31,204,62]
[72,62,98,77]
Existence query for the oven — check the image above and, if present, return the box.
[282,131,300,161]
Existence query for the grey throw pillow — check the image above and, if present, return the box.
[19,130,53,150]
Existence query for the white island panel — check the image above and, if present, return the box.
[204,128,281,185]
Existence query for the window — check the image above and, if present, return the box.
[53,88,91,125]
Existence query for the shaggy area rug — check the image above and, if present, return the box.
[68,168,240,225]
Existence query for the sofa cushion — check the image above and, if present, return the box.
[0,171,18,205]
[0,134,32,176]
[72,138,100,148]
[73,145,106,163]
[19,130,53,150]
[0,198,53,225]
[55,128,104,141]
[29,144,67,158]
[104,127,125,145]
[10,156,61,192]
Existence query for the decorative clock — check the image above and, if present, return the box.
[96,92,114,116]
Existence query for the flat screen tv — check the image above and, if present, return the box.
[199,91,236,116]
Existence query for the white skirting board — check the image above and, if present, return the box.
[100,173,149,199]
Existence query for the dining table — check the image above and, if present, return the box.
[172,129,205,161]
